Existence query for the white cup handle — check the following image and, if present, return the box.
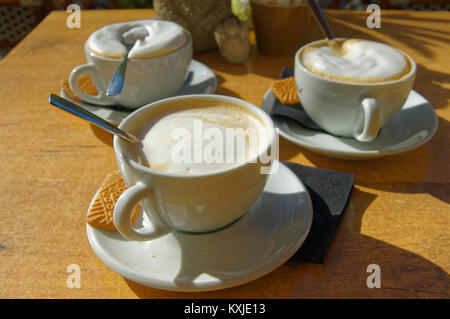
[353,97,381,142]
[69,63,116,106]
[113,181,170,241]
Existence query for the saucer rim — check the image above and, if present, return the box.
[264,89,439,160]
[85,161,313,292]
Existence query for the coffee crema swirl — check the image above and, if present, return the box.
[300,39,412,83]
[138,101,268,175]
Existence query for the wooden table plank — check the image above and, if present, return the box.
[0,9,448,298]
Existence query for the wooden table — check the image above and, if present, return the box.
[0,9,448,299]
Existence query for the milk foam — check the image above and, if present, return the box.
[139,105,268,175]
[301,39,410,83]
[86,20,187,59]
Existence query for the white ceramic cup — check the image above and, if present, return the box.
[69,32,192,110]
[294,39,416,142]
[113,94,276,241]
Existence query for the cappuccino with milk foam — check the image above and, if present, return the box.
[138,99,269,175]
[86,19,188,59]
[300,39,412,83]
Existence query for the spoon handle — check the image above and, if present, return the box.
[106,53,129,96]
[48,93,139,143]
[306,0,335,40]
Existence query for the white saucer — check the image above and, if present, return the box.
[263,89,439,160]
[86,161,313,292]
[61,59,217,123]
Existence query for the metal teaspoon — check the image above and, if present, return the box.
[48,93,140,143]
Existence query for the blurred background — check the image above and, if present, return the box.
[1,0,449,59]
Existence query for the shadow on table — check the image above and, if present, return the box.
[122,184,449,299]
[214,73,244,99]
[282,114,449,205]
[90,123,114,147]
[413,63,450,110]
[327,11,450,60]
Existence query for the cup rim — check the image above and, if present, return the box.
[84,26,192,62]
[295,38,417,86]
[114,94,276,178]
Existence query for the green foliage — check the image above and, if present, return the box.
[232,0,252,22]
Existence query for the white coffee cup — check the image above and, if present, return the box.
[294,39,416,142]
[69,32,192,110]
[113,94,276,241]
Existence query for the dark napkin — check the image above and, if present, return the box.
[282,161,354,263]
[264,67,323,131]
[262,68,354,263]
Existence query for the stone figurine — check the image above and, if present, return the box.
[214,16,250,64]
[154,0,251,63]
